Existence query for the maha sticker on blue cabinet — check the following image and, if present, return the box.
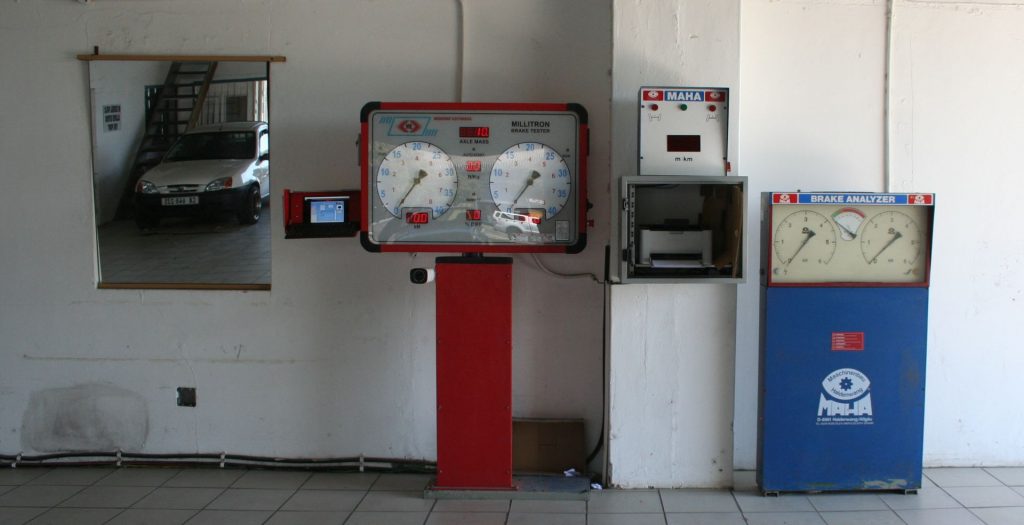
[758,192,935,494]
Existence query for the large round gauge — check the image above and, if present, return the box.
[773,210,838,275]
[489,143,571,219]
[860,211,924,270]
[376,142,457,219]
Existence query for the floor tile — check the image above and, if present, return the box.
[0,471,49,486]
[506,513,585,525]
[231,470,310,490]
[880,487,962,510]
[96,468,181,487]
[820,510,905,525]
[355,491,434,512]
[132,487,225,509]
[279,490,364,511]
[58,485,153,508]
[660,488,738,513]
[1015,487,1024,498]
[0,485,83,507]
[264,510,349,525]
[987,468,1024,486]
[925,467,1001,487]
[509,499,585,513]
[369,474,432,491]
[733,491,815,512]
[206,489,295,511]
[743,512,826,525]
[431,498,510,512]
[300,472,378,490]
[588,489,662,513]
[425,512,507,525]
[0,488,10,498]
[588,513,666,525]
[947,485,1024,507]
[106,508,197,525]
[806,493,887,511]
[27,469,112,486]
[667,512,745,525]
[26,507,121,524]
[0,507,46,525]
[344,511,429,525]
[183,509,272,525]
[164,469,244,488]
[970,506,1024,525]
[896,507,986,525]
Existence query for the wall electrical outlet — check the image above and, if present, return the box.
[176,387,196,407]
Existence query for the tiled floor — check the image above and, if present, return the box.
[96,205,271,285]
[1,467,1023,524]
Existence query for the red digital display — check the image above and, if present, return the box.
[459,126,490,138]
[406,211,430,224]
[466,209,482,221]
[466,160,482,172]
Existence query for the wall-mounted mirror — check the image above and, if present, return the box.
[86,56,279,290]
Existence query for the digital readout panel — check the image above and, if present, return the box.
[360,102,588,253]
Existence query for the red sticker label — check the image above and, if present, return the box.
[643,89,663,101]
[773,193,799,204]
[832,332,865,351]
[908,194,933,205]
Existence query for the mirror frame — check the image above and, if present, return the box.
[79,53,285,291]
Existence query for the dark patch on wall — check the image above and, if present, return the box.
[21,383,148,452]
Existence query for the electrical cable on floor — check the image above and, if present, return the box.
[0,451,435,473]
[585,281,608,471]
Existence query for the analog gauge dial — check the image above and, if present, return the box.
[489,143,571,219]
[773,210,838,275]
[376,142,457,219]
[831,207,866,241]
[860,211,924,272]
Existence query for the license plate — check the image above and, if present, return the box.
[161,196,199,206]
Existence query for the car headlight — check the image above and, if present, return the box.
[205,177,234,192]
[135,180,158,194]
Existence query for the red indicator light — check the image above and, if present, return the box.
[708,104,717,112]
[466,209,481,221]
[459,126,490,138]
[466,160,482,172]
[650,103,659,111]
[406,211,430,224]
[530,217,541,225]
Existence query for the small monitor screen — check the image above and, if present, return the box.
[309,199,346,223]
[666,135,701,152]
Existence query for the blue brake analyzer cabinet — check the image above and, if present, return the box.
[758,192,935,494]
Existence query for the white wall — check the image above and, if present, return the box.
[608,0,741,488]
[0,0,610,462]
[737,0,1024,469]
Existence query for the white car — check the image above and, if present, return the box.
[134,121,269,228]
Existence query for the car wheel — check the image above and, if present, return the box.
[237,185,261,225]
[135,213,159,230]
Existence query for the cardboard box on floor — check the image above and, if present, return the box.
[513,418,585,474]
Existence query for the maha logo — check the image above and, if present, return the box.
[816,368,874,426]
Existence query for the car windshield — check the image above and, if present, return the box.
[163,131,256,162]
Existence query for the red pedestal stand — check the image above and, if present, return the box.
[434,256,514,490]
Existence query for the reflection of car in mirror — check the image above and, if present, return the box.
[133,121,269,229]
[492,210,540,236]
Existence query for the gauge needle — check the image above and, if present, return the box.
[786,229,816,265]
[836,222,857,239]
[511,171,541,209]
[397,169,428,209]
[870,230,903,263]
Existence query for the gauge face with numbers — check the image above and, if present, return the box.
[376,142,457,219]
[489,143,572,219]
[772,210,838,277]
[860,211,924,270]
